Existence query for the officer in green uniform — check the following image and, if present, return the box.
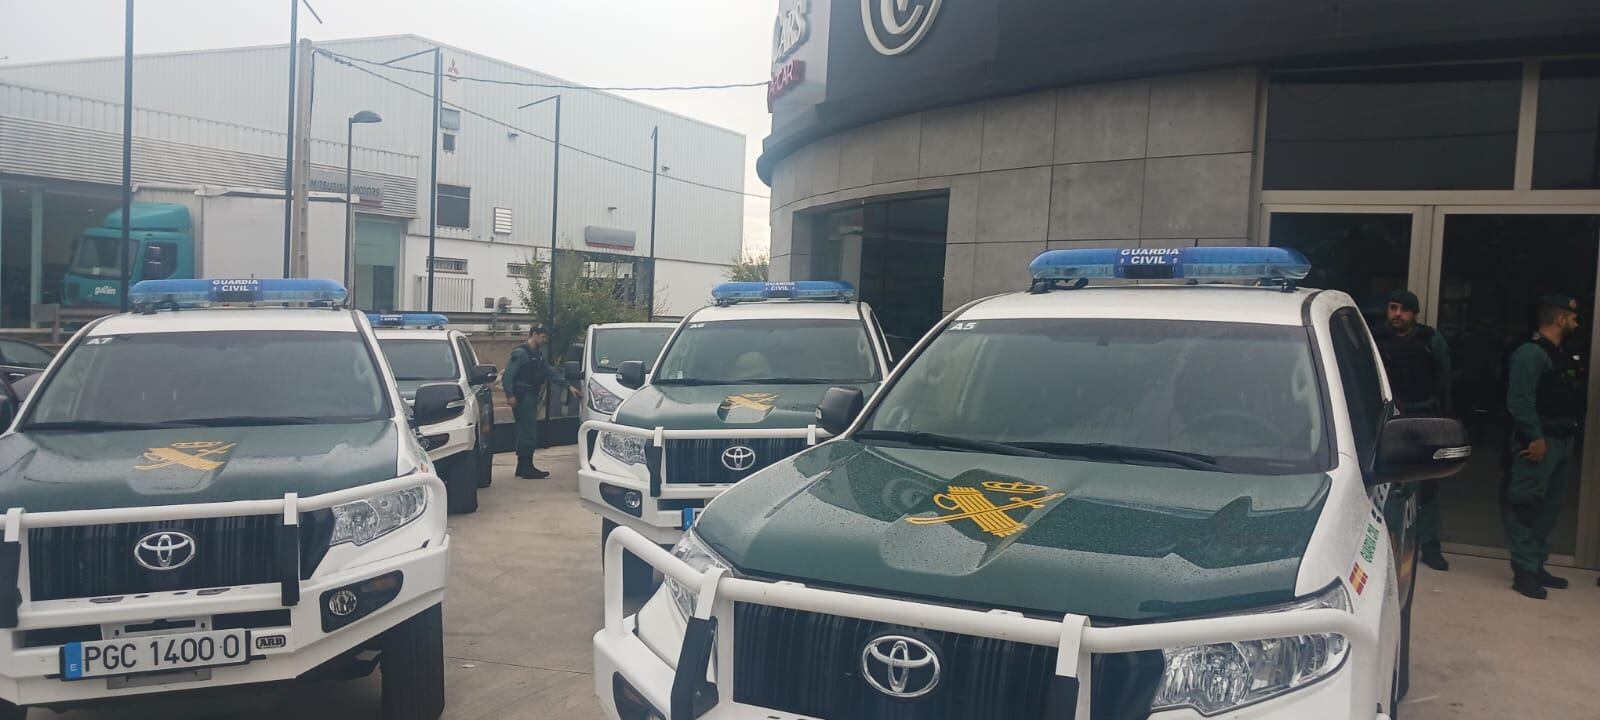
[503,325,580,479]
[1373,289,1453,571]
[1504,294,1583,599]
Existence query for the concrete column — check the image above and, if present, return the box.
[30,189,43,326]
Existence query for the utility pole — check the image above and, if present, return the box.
[426,48,441,311]
[289,39,314,278]
[647,126,659,320]
[280,0,298,279]
[519,94,563,327]
[119,0,134,312]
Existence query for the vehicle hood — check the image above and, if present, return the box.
[612,382,878,431]
[0,421,401,512]
[695,441,1331,622]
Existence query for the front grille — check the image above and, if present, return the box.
[662,438,808,485]
[732,604,1163,720]
[27,515,327,602]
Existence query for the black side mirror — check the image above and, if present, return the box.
[412,382,466,427]
[468,364,498,386]
[1374,415,1471,485]
[0,396,14,428]
[563,360,583,383]
[816,386,866,436]
[617,361,646,390]
[142,245,166,280]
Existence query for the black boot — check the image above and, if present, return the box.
[1420,544,1450,572]
[1512,569,1549,599]
[526,464,551,479]
[514,452,534,478]
[1537,567,1570,589]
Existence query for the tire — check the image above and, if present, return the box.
[602,519,657,598]
[441,454,479,515]
[474,438,493,488]
[380,604,446,720]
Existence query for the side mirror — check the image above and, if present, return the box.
[617,361,646,390]
[141,245,167,280]
[1373,415,1472,485]
[0,395,14,428]
[816,386,866,436]
[563,360,583,383]
[412,382,466,427]
[468,363,498,386]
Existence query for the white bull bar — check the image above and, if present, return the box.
[578,420,827,496]
[601,526,1382,720]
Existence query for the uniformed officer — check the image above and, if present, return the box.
[503,325,581,479]
[1372,289,1453,571]
[1504,294,1583,599]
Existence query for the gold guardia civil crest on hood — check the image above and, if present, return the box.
[136,441,237,472]
[718,392,780,424]
[907,481,1066,538]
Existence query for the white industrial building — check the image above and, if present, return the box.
[0,34,746,322]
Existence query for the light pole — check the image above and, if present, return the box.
[345,110,382,295]
[519,94,562,328]
[647,127,659,320]
[380,46,440,310]
[118,0,134,313]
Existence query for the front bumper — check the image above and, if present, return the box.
[419,417,474,464]
[0,476,451,707]
[593,527,1388,720]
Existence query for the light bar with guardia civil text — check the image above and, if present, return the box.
[711,280,856,303]
[368,313,449,329]
[1029,247,1312,283]
[129,278,349,308]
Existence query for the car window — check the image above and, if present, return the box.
[378,339,459,382]
[654,318,878,384]
[862,318,1331,474]
[0,339,54,369]
[1328,309,1387,468]
[590,327,672,373]
[27,331,389,425]
[455,337,478,368]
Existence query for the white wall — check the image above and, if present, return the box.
[654,259,730,317]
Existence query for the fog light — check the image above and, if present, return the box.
[600,483,644,517]
[625,491,642,510]
[613,673,665,720]
[320,571,404,632]
[328,589,359,617]
[419,434,449,451]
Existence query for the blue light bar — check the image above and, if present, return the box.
[129,278,349,308]
[368,313,450,329]
[1029,247,1311,283]
[711,280,856,303]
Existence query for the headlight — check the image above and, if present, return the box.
[1151,582,1352,716]
[588,378,623,414]
[666,530,732,619]
[600,430,648,466]
[329,486,429,546]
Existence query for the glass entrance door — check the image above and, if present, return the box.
[1428,211,1600,559]
[1264,207,1429,324]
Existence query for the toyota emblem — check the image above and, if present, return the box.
[861,634,941,698]
[721,445,757,472]
[133,531,197,571]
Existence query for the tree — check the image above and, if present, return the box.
[514,251,655,358]
[726,250,770,282]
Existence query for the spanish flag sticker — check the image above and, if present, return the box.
[1349,563,1369,595]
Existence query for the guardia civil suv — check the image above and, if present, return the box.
[595,248,1471,720]
[579,281,891,594]
[0,279,454,720]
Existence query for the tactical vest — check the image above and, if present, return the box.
[1533,336,1584,422]
[511,346,549,395]
[1374,325,1437,407]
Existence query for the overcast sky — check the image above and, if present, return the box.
[0,0,777,253]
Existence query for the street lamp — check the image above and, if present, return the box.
[519,94,561,328]
[345,110,382,295]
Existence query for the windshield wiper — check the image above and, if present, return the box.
[652,378,739,386]
[22,420,197,432]
[852,430,1050,458]
[736,377,839,385]
[1011,442,1226,472]
[173,415,323,427]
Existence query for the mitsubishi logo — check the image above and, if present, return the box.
[721,445,757,472]
[861,634,942,698]
[134,531,197,571]
[862,0,943,56]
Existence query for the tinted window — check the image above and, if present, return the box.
[1533,60,1600,190]
[0,339,54,369]
[1269,212,1413,326]
[28,331,388,425]
[1328,310,1387,467]
[69,237,137,279]
[455,338,478,367]
[862,318,1330,474]
[590,327,672,373]
[438,185,470,229]
[378,339,459,381]
[1265,64,1521,190]
[655,319,877,384]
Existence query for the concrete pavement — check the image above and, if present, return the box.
[46,445,1599,719]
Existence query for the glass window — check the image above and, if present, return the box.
[1269,212,1413,326]
[27,331,389,426]
[861,318,1329,474]
[1328,310,1386,468]
[68,236,137,279]
[590,327,672,373]
[440,107,462,132]
[1264,64,1522,190]
[455,338,479,368]
[809,195,949,344]
[1533,59,1600,190]
[378,339,459,381]
[438,185,470,229]
[654,319,877,385]
[0,339,54,369]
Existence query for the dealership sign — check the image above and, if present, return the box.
[308,168,386,207]
[769,0,829,115]
[862,0,943,56]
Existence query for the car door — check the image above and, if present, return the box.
[456,336,493,447]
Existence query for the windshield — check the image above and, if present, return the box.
[378,338,458,381]
[26,331,390,427]
[654,318,877,384]
[860,318,1329,474]
[591,327,672,373]
[69,236,136,279]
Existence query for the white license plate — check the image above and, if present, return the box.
[681,507,701,530]
[60,629,250,681]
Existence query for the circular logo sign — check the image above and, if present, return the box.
[721,445,757,472]
[860,634,942,698]
[861,0,943,57]
[133,531,197,571]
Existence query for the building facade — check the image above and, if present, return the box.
[0,34,746,319]
[763,0,1600,564]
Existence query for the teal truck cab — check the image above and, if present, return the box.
[63,203,192,307]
